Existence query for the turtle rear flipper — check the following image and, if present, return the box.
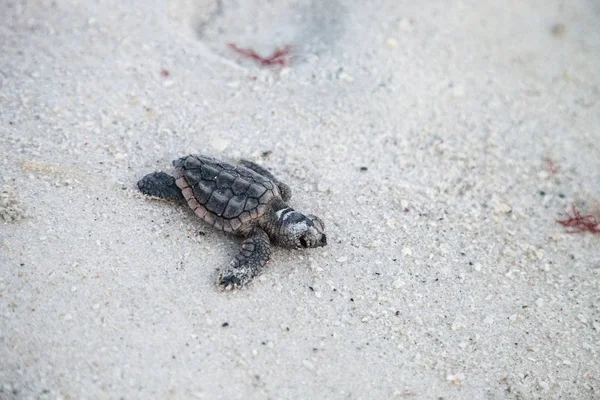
[138,172,184,201]
[217,227,271,290]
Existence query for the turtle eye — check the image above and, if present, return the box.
[299,236,309,248]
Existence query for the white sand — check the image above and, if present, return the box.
[1,0,599,398]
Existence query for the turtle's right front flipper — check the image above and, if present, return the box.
[138,172,184,201]
[217,227,271,291]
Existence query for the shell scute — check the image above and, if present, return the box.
[244,197,259,212]
[175,177,189,189]
[231,178,251,195]
[181,187,195,201]
[217,172,236,189]
[187,197,200,210]
[238,211,252,224]
[262,180,275,190]
[246,183,267,199]
[201,164,221,180]
[194,205,208,218]
[206,190,230,216]
[184,157,201,170]
[259,191,274,204]
[223,195,247,219]
[192,180,215,204]
[184,168,203,186]
[204,212,216,226]
[230,218,243,231]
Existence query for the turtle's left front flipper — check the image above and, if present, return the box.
[138,172,184,201]
[217,227,271,290]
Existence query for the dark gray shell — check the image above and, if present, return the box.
[173,155,280,232]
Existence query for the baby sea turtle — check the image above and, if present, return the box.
[138,155,327,290]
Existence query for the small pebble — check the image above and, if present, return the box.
[336,256,348,263]
[209,136,230,151]
[451,321,464,331]
[495,202,512,214]
[317,182,330,192]
[551,23,566,37]
[385,38,398,48]
[537,171,549,180]
[542,264,550,272]
[398,18,413,32]
[302,360,315,370]
[452,84,465,97]
[446,373,465,385]
[535,298,544,308]
[393,278,405,289]
[337,71,354,83]
[509,314,522,322]
[548,233,562,241]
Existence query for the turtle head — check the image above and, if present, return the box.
[276,209,327,249]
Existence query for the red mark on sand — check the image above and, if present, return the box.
[556,205,600,234]
[544,157,559,174]
[160,69,170,77]
[228,43,292,67]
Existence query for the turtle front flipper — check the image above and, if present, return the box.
[138,172,184,201]
[239,159,292,202]
[217,227,271,290]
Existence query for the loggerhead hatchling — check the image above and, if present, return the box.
[138,155,327,290]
